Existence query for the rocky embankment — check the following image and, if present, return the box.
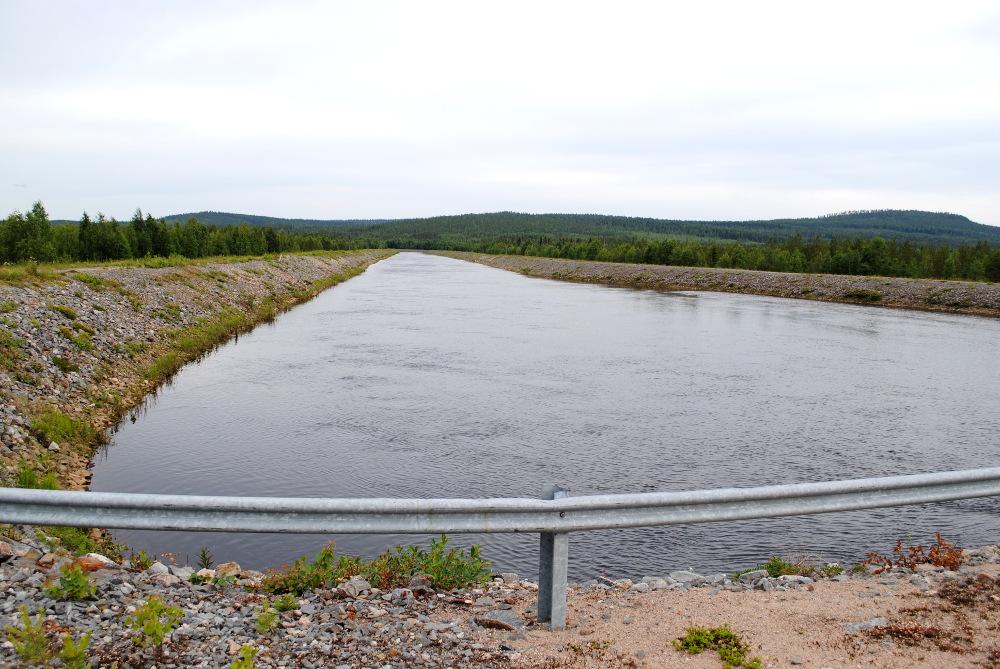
[436,252,1000,318]
[0,250,392,491]
[1,529,998,668]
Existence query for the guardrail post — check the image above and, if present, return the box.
[537,484,568,630]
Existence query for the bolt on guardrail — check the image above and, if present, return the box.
[1,466,999,630]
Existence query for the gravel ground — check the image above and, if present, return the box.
[0,251,391,490]
[436,252,1000,319]
[2,531,997,668]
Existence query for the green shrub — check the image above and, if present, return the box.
[127,595,183,648]
[4,605,52,664]
[673,626,762,669]
[44,564,96,601]
[272,593,298,612]
[734,555,814,579]
[197,545,214,570]
[58,630,93,669]
[131,550,153,571]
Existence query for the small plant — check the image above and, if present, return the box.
[214,574,237,588]
[865,533,965,573]
[44,563,96,601]
[131,550,154,571]
[52,355,80,373]
[3,605,52,664]
[30,407,98,449]
[197,545,215,570]
[58,629,93,669]
[15,460,60,490]
[673,626,762,669]
[819,563,844,578]
[127,595,183,650]
[0,299,16,313]
[734,555,814,579]
[272,593,298,612]
[48,303,79,320]
[255,599,279,634]
[59,325,94,351]
[230,644,258,669]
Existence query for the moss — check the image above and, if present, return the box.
[48,303,79,320]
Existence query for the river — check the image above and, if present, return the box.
[90,252,1000,578]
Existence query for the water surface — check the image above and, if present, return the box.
[91,252,1000,577]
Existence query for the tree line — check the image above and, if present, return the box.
[0,202,374,263]
[386,234,1000,282]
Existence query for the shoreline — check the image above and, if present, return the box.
[0,250,393,501]
[433,251,1000,319]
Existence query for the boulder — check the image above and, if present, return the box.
[343,576,372,598]
[475,609,526,631]
[215,561,241,578]
[669,570,704,585]
[76,553,119,572]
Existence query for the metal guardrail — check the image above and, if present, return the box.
[2,466,999,629]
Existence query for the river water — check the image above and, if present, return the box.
[91,252,1000,578]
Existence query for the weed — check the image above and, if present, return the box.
[44,564,96,601]
[0,299,16,312]
[819,563,844,578]
[127,595,183,649]
[673,626,762,669]
[15,460,60,489]
[52,355,80,373]
[734,555,814,579]
[48,303,79,319]
[73,320,97,335]
[272,593,298,612]
[865,533,965,573]
[197,545,215,570]
[4,605,52,664]
[260,535,491,595]
[58,630,93,669]
[131,550,154,571]
[59,325,94,351]
[0,327,25,370]
[36,526,124,561]
[255,600,279,634]
[230,644,258,669]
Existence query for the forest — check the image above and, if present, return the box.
[4,202,1000,281]
[1,202,375,263]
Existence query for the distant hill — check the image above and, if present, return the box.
[340,210,1000,246]
[162,211,386,229]
[148,209,999,246]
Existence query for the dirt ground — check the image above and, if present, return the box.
[479,564,1000,669]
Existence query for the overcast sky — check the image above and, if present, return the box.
[2,1,999,224]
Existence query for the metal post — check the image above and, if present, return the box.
[537,484,568,630]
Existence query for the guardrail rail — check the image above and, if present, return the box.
[2,466,999,629]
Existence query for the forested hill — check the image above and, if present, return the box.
[162,211,386,229]
[345,210,1000,246]
[156,209,1000,246]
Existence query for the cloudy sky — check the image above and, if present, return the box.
[2,1,998,223]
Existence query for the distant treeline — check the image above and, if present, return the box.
[388,235,1000,282]
[1,202,375,263]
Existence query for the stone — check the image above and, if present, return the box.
[147,561,170,575]
[475,610,525,631]
[408,575,434,596]
[499,572,519,584]
[612,578,633,589]
[737,569,768,584]
[147,572,181,587]
[47,441,60,452]
[214,561,241,578]
[36,553,59,570]
[0,541,13,563]
[629,582,651,593]
[169,566,194,581]
[777,575,814,585]
[669,570,704,585]
[844,617,889,633]
[195,568,215,579]
[646,578,670,590]
[343,576,372,598]
[76,554,119,572]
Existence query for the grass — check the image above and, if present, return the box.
[733,555,816,578]
[59,325,94,351]
[843,288,883,302]
[260,535,491,595]
[0,263,56,286]
[29,406,99,449]
[48,303,79,319]
[0,327,25,370]
[52,355,79,373]
[0,299,16,312]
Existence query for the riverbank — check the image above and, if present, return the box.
[434,252,1000,319]
[0,250,393,500]
[1,528,997,668]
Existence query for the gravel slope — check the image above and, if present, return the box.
[436,252,1000,319]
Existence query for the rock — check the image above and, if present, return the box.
[47,441,60,452]
[76,554,119,572]
[36,553,59,570]
[629,582,651,593]
[790,656,804,665]
[475,610,525,631]
[474,596,496,607]
[147,561,170,575]
[147,572,181,587]
[777,575,814,585]
[645,578,670,590]
[844,617,889,633]
[499,572,519,584]
[738,569,768,584]
[612,578,633,589]
[669,570,704,585]
[343,576,372,598]
[408,575,434,596]
[0,541,13,564]
[195,568,215,579]
[169,565,194,581]
[215,561,241,578]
